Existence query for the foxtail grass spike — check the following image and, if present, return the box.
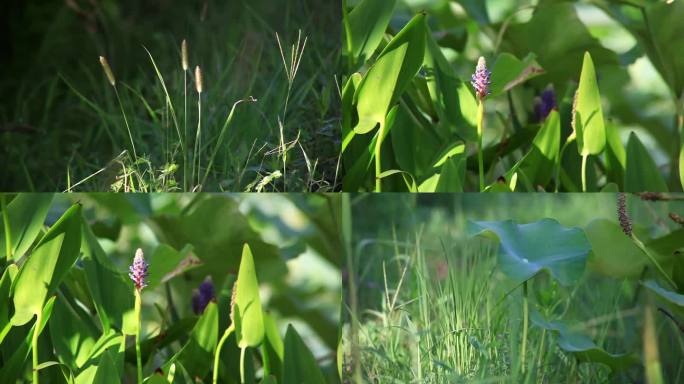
[99,56,116,87]
[471,56,491,100]
[129,248,149,291]
[617,193,633,237]
[181,39,189,71]
[195,66,203,94]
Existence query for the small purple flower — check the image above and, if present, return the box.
[533,85,557,122]
[129,248,149,291]
[471,56,491,100]
[192,276,215,315]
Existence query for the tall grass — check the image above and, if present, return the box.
[344,195,684,383]
[0,0,340,191]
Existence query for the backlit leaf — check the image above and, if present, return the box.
[468,218,591,285]
[235,244,264,348]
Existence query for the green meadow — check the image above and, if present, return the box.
[0,1,340,192]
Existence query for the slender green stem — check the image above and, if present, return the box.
[240,346,247,384]
[342,0,354,70]
[477,100,485,191]
[1,195,12,260]
[193,95,202,189]
[183,70,188,191]
[134,289,143,384]
[632,235,678,291]
[375,121,385,192]
[202,98,254,187]
[581,153,588,192]
[32,308,43,384]
[520,281,529,374]
[676,96,683,191]
[536,328,547,377]
[212,325,234,384]
[555,138,572,192]
[114,87,137,162]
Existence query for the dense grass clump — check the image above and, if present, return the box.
[344,194,684,383]
[0,0,340,192]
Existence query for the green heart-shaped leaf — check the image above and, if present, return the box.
[489,53,544,97]
[575,52,606,156]
[467,218,591,285]
[262,312,284,378]
[0,193,53,260]
[585,219,649,279]
[282,325,326,384]
[509,110,561,189]
[11,204,82,326]
[81,222,134,334]
[235,244,264,348]
[423,31,477,141]
[164,301,218,379]
[344,0,397,66]
[624,132,668,192]
[353,13,426,134]
[92,349,120,384]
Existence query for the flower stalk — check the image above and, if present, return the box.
[617,194,678,290]
[129,248,148,384]
[471,56,491,191]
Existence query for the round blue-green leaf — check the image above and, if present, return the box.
[643,280,684,319]
[531,311,639,372]
[467,218,591,285]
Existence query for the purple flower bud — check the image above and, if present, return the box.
[533,85,557,123]
[191,276,215,315]
[471,56,491,100]
[129,248,149,291]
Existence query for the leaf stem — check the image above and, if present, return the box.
[212,325,234,384]
[114,86,138,164]
[632,235,678,291]
[240,346,247,384]
[1,195,11,260]
[676,95,683,191]
[193,94,202,190]
[477,100,485,191]
[520,281,529,375]
[134,288,143,384]
[375,121,385,192]
[581,153,588,192]
[184,70,188,191]
[32,308,43,384]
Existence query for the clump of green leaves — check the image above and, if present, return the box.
[342,0,684,192]
[0,194,339,383]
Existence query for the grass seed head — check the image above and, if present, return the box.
[617,193,633,237]
[195,65,203,93]
[99,56,116,87]
[181,39,189,71]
